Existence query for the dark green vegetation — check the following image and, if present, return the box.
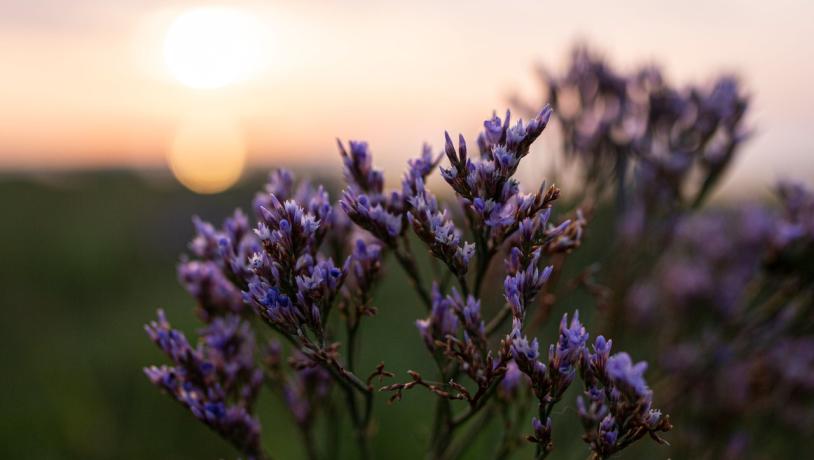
[0,171,666,459]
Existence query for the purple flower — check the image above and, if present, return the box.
[529,416,553,453]
[499,360,526,400]
[439,107,554,248]
[144,310,264,458]
[295,257,349,332]
[406,179,475,276]
[341,189,403,245]
[338,140,385,197]
[582,335,613,384]
[416,284,461,350]
[145,309,193,363]
[598,415,618,447]
[576,341,670,458]
[545,311,588,399]
[402,143,442,201]
[508,319,548,398]
[178,260,244,321]
[189,216,222,260]
[503,251,553,319]
[341,239,383,318]
[257,194,322,260]
[606,352,650,399]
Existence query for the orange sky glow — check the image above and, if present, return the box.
[1,0,812,196]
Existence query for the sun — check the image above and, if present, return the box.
[164,6,263,89]
[168,113,246,194]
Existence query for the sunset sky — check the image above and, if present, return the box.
[1,0,812,195]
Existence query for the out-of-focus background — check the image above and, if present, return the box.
[1,0,812,458]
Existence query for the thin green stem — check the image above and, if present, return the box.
[485,303,512,337]
[442,406,495,460]
[391,241,432,310]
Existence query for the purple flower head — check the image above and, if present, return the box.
[145,309,193,364]
[598,415,618,448]
[416,284,461,350]
[439,131,470,194]
[472,197,516,230]
[509,320,540,363]
[478,110,511,157]
[189,216,221,260]
[342,239,383,313]
[406,179,475,276]
[245,277,301,334]
[529,416,553,452]
[216,209,261,280]
[295,257,349,332]
[585,335,613,380]
[445,288,486,341]
[441,108,552,232]
[178,260,244,322]
[538,44,749,220]
[253,170,335,240]
[200,316,263,404]
[645,409,664,430]
[509,320,548,393]
[552,311,589,366]
[341,188,403,245]
[402,143,442,200]
[474,106,551,168]
[144,311,263,458]
[506,106,553,156]
[257,194,322,264]
[499,360,525,400]
[606,352,650,399]
[774,181,814,250]
[503,256,553,320]
[632,206,773,322]
[338,139,385,196]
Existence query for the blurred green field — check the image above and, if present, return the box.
[0,171,668,459]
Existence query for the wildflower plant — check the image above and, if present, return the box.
[144,45,812,459]
[144,101,671,459]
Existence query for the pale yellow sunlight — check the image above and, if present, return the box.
[163,6,264,89]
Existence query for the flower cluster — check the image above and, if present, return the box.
[339,141,404,246]
[623,185,814,453]
[516,46,752,277]
[146,98,675,459]
[440,107,556,252]
[533,47,748,205]
[578,338,672,459]
[339,239,383,319]
[414,285,508,401]
[369,108,666,459]
[147,168,385,459]
[144,311,264,459]
[510,48,814,457]
[245,191,348,339]
[504,211,561,319]
[509,312,591,456]
[406,181,475,279]
[179,211,259,321]
[142,42,814,459]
